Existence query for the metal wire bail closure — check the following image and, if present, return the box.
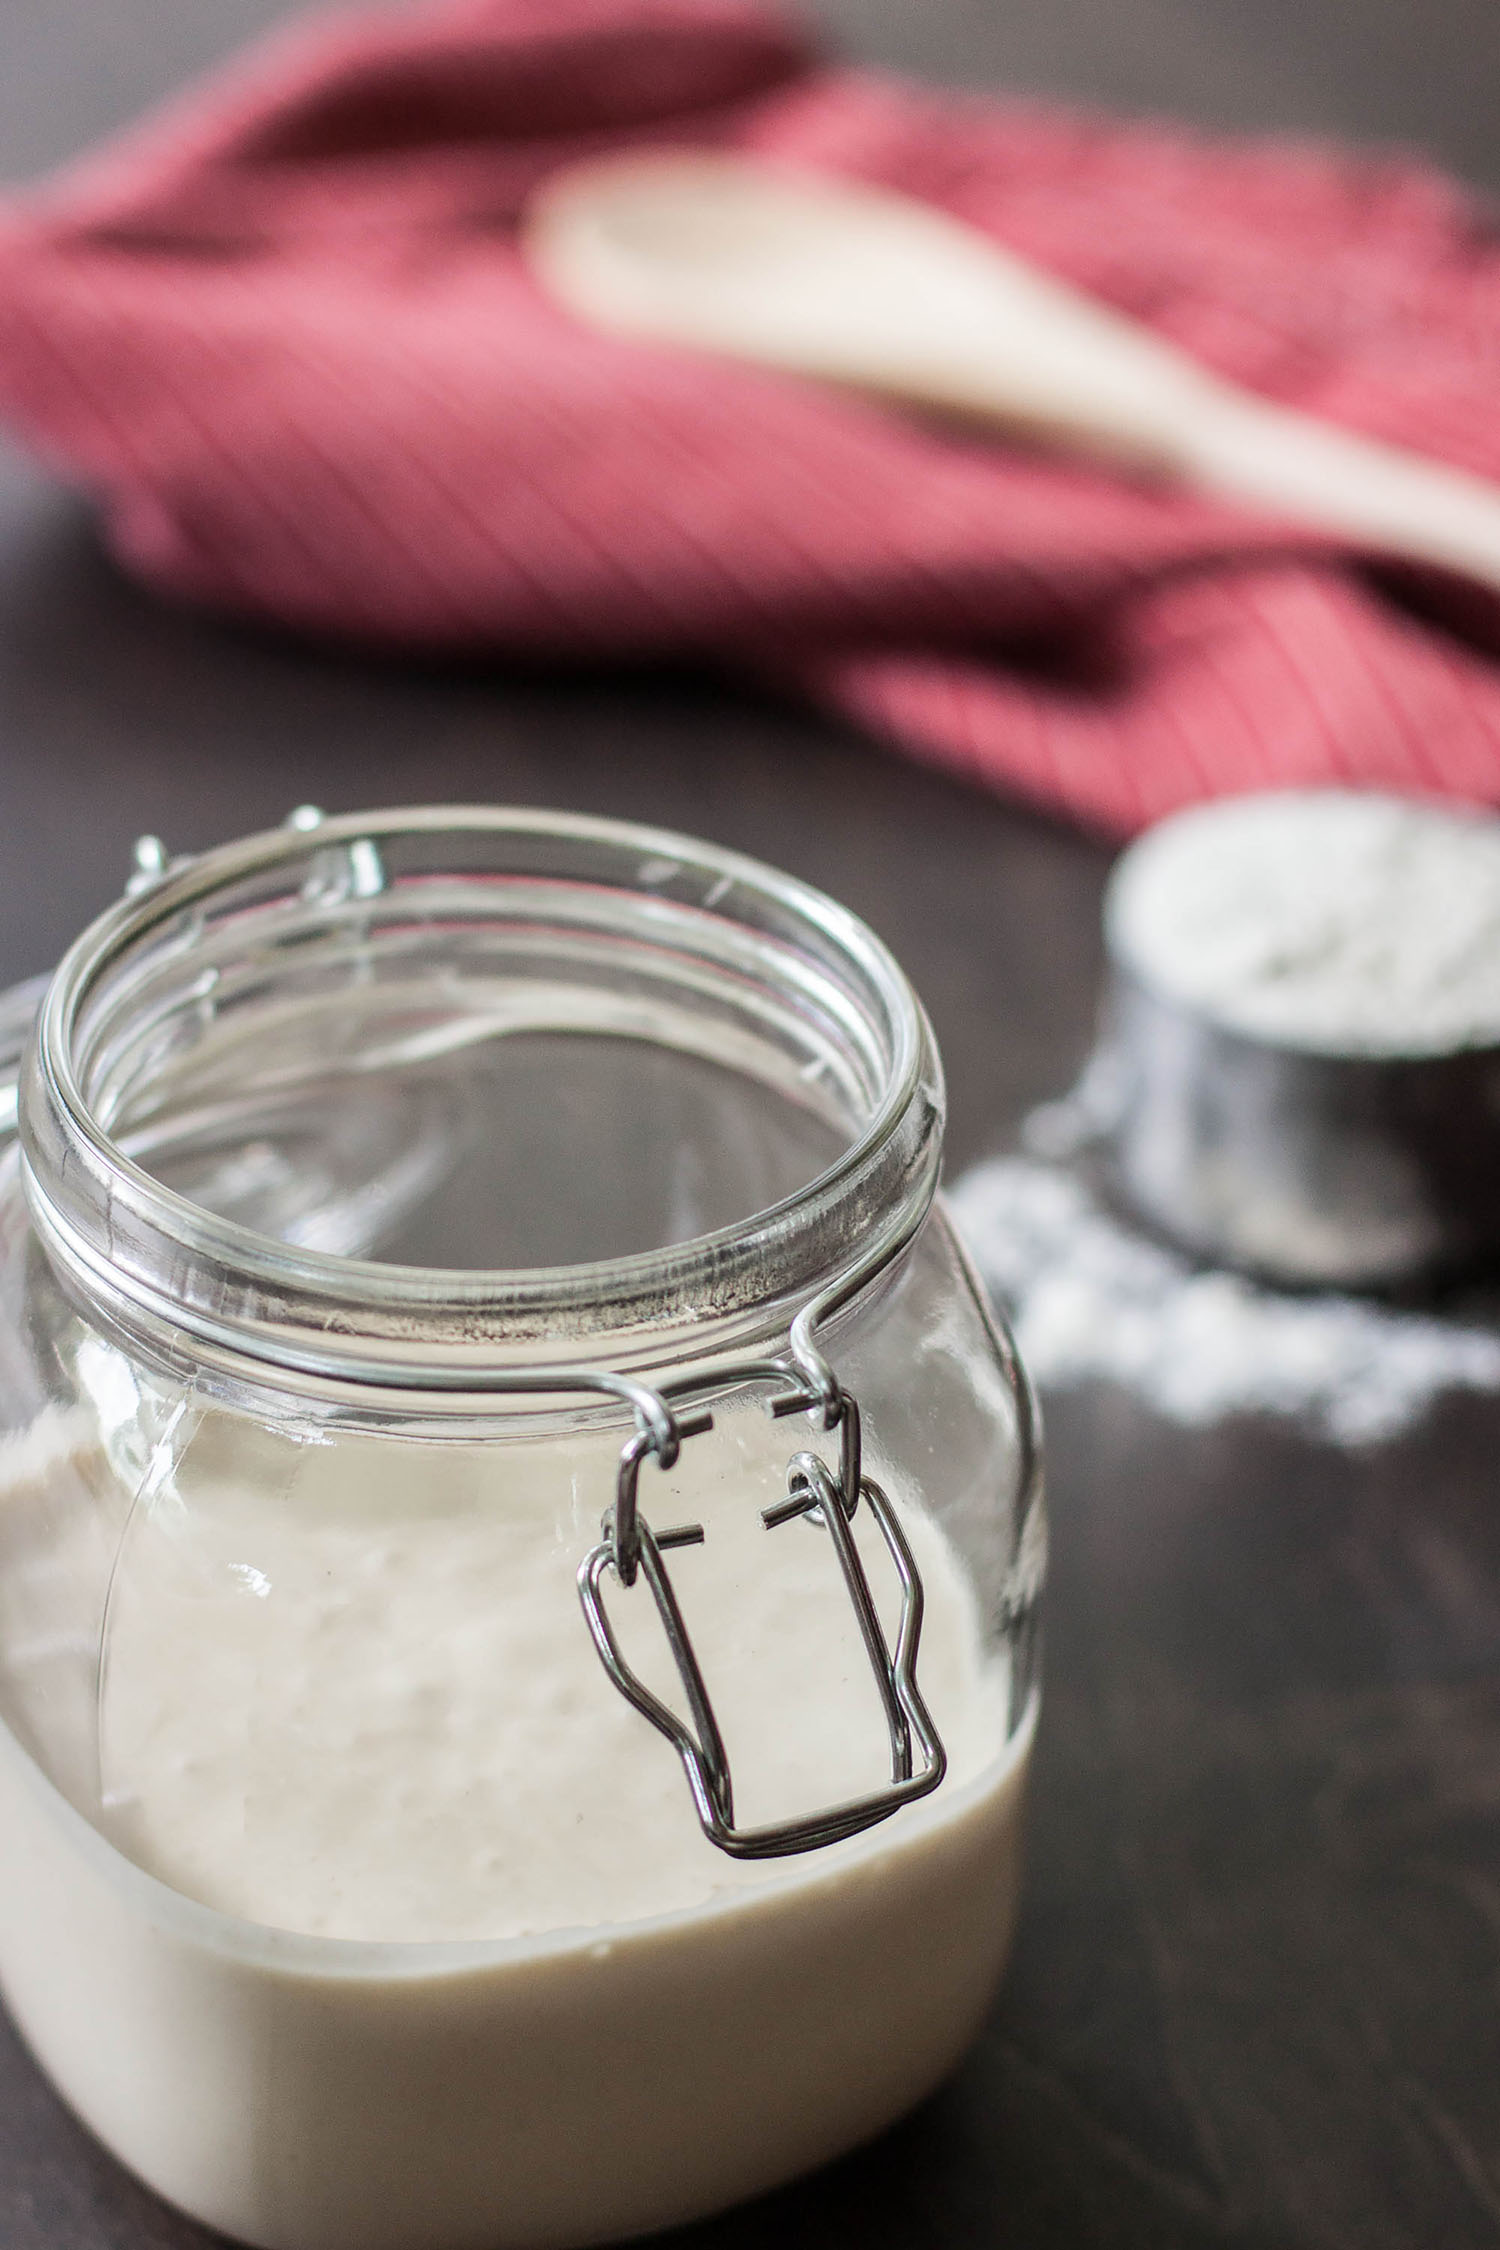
[20,810,947,1860]
[577,1342,948,1861]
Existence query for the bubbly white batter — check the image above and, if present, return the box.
[0,1391,1031,2250]
[89,1403,1007,1943]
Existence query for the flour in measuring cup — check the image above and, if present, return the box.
[1106,790,1500,1054]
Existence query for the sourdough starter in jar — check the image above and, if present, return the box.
[0,1388,1030,2250]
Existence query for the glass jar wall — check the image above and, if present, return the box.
[0,808,1043,2250]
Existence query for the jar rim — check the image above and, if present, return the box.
[20,807,944,1395]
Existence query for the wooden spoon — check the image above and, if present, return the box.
[524,150,1500,594]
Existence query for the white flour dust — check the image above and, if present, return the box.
[1106,790,1500,1055]
[949,1151,1500,1446]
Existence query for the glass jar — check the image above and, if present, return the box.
[0,807,1044,2250]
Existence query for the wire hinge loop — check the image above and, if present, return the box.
[577,1382,947,1860]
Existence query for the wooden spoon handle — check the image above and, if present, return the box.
[1169,385,1500,595]
[527,152,1500,596]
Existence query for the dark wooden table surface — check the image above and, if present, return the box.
[3,5,1500,2248]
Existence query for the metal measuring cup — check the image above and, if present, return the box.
[1094,795,1500,1293]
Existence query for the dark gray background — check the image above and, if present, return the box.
[2,5,1499,2248]
[7,0,1500,190]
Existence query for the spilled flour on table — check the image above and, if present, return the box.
[949,1147,1500,1447]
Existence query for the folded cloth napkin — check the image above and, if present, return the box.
[3,0,1500,834]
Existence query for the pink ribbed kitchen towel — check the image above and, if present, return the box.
[2,0,1500,833]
